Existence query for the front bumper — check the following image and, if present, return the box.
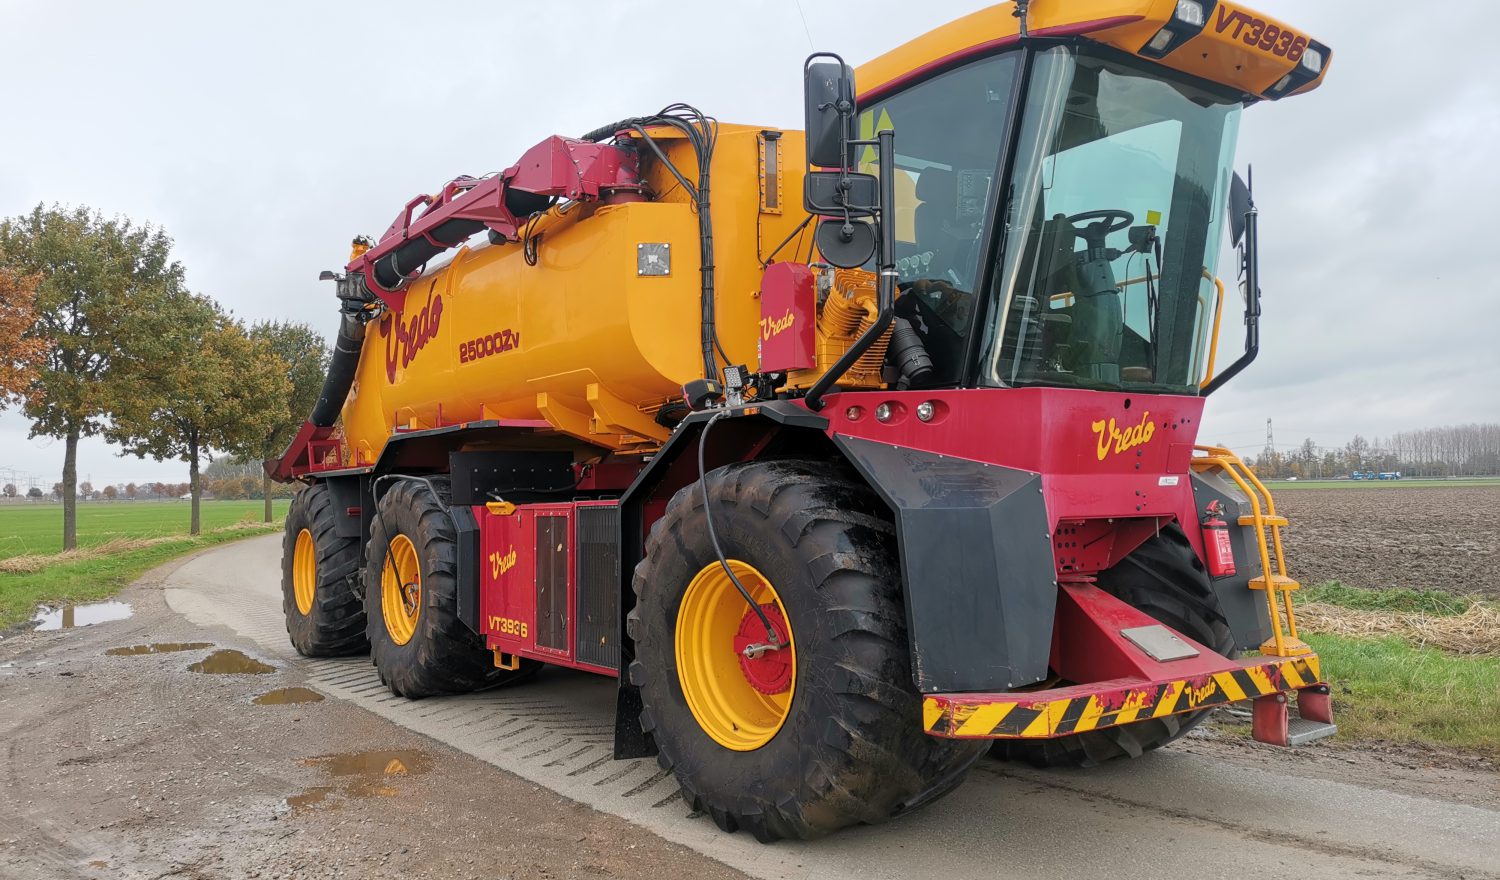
[921,580,1334,747]
[923,653,1324,739]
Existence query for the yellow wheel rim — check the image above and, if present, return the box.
[675,560,796,751]
[381,534,422,646]
[292,528,317,616]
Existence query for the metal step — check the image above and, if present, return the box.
[1286,717,1338,746]
[1249,574,1300,591]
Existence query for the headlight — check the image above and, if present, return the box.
[1174,0,1204,27]
[1300,48,1324,74]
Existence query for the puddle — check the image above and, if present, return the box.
[106,642,214,656]
[283,750,431,813]
[187,649,275,675]
[253,687,325,705]
[32,601,133,631]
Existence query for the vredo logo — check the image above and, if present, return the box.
[760,309,794,340]
[489,547,518,579]
[380,288,443,383]
[1091,411,1156,461]
[762,308,798,338]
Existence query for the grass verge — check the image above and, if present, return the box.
[1264,582,1500,755]
[1306,632,1499,756]
[0,522,281,630]
[0,499,290,558]
[1263,478,1500,490]
[1301,581,1475,616]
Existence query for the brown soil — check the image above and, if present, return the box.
[1272,485,1500,598]
[0,559,745,880]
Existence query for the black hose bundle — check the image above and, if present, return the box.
[621,105,724,382]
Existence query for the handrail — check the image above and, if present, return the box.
[1200,272,1225,389]
[1191,445,1308,656]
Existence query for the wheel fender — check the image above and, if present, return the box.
[833,435,1056,693]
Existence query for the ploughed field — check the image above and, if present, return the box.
[1271,484,1500,599]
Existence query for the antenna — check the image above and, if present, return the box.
[1014,0,1031,38]
[793,0,815,50]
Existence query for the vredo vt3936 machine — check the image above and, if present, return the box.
[270,0,1336,842]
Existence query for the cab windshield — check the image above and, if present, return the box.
[979,45,1242,393]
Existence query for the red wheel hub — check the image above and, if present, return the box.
[732,604,792,695]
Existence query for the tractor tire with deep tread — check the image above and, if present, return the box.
[282,483,368,657]
[365,478,538,698]
[628,459,986,842]
[991,524,1235,768]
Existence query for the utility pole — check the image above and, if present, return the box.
[1262,418,1276,477]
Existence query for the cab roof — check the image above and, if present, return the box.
[856,0,1330,104]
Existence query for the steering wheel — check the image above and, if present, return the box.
[1066,209,1134,249]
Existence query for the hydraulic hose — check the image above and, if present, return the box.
[310,303,367,427]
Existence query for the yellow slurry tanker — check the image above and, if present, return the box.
[272,0,1335,841]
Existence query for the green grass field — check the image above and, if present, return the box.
[0,499,289,629]
[0,499,289,558]
[1262,478,1500,490]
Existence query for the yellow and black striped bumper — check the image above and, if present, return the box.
[923,654,1322,739]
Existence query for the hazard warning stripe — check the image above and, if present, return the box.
[924,655,1322,739]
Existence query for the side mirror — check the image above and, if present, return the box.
[815,219,877,269]
[1228,171,1251,247]
[804,171,879,217]
[804,54,856,169]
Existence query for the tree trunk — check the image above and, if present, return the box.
[62,424,79,551]
[263,472,274,523]
[189,436,202,536]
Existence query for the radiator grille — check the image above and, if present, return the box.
[534,515,569,651]
[575,506,620,669]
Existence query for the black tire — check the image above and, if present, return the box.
[628,460,986,842]
[991,525,1235,768]
[282,483,368,657]
[365,478,538,698]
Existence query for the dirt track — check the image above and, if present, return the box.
[1273,485,1500,598]
[0,553,744,880]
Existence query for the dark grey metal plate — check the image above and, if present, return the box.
[834,435,1057,693]
[1121,624,1200,661]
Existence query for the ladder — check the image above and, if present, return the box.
[1190,445,1311,658]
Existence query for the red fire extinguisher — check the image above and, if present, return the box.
[1201,500,1237,578]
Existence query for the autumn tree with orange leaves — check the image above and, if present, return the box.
[0,263,45,410]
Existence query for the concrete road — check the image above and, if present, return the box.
[166,535,1500,880]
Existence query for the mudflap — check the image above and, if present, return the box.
[833,435,1056,692]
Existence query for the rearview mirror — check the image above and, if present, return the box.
[1229,171,1251,247]
[804,171,878,217]
[804,54,856,169]
[815,218,877,269]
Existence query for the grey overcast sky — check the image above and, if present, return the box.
[1,1,1496,488]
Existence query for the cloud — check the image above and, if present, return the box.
[1,0,1493,482]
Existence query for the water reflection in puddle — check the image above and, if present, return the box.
[32,601,133,631]
[106,642,214,656]
[188,649,275,675]
[284,750,431,812]
[253,687,325,705]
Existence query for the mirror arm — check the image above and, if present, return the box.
[806,128,897,412]
[1202,202,1259,396]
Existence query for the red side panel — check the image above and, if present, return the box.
[758,262,816,372]
[476,501,617,677]
[479,506,538,655]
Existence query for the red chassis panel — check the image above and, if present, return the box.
[476,501,618,677]
[816,387,1212,572]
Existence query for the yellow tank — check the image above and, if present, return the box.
[339,125,813,467]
